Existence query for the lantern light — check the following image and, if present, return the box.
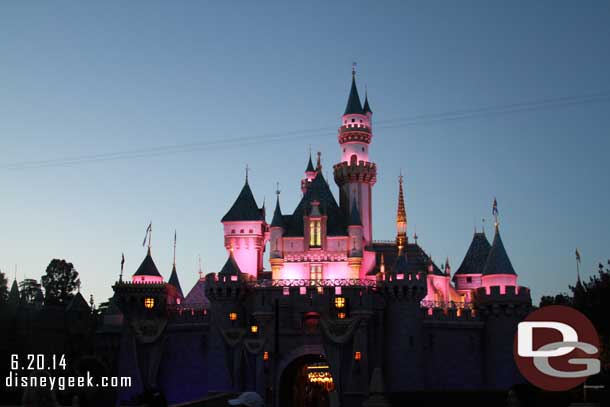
[337,312,346,319]
[144,297,155,309]
[354,351,362,361]
[263,351,269,361]
[251,325,259,334]
[229,312,237,321]
[334,297,346,309]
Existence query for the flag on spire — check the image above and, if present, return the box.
[575,248,581,264]
[142,222,152,247]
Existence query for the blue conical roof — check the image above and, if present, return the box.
[344,74,364,115]
[482,227,516,276]
[221,180,264,222]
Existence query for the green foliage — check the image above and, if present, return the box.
[0,271,8,305]
[41,259,80,305]
[19,278,43,305]
[539,293,571,307]
[543,260,610,371]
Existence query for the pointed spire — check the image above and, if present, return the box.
[198,255,203,279]
[306,151,315,173]
[133,247,163,279]
[219,251,242,276]
[454,231,491,280]
[396,173,407,252]
[445,257,451,276]
[316,151,322,171]
[222,176,264,222]
[363,85,372,114]
[168,230,183,297]
[271,184,284,228]
[344,64,364,115]
[482,226,516,276]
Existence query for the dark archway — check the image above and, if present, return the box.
[279,354,334,407]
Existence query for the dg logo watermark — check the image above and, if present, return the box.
[514,305,601,391]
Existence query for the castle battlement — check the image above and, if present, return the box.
[473,285,532,314]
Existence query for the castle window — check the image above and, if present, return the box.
[334,296,346,309]
[144,297,155,309]
[351,118,355,122]
[240,229,244,233]
[231,229,235,233]
[309,220,321,248]
[310,264,323,281]
[466,277,472,283]
[229,312,237,321]
[249,229,253,233]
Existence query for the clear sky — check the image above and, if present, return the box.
[1,1,609,306]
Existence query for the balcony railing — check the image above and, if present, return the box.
[420,300,473,310]
[247,278,378,288]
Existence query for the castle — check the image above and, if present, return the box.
[107,69,532,407]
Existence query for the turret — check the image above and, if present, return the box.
[480,224,517,294]
[334,66,377,244]
[301,153,317,193]
[453,231,490,301]
[132,248,164,283]
[168,231,184,303]
[269,192,285,279]
[221,173,268,278]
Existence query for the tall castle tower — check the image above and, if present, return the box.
[333,67,377,244]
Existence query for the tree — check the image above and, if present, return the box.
[539,293,571,307]
[0,270,8,306]
[19,279,43,305]
[41,259,80,305]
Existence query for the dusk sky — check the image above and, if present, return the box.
[1,1,609,306]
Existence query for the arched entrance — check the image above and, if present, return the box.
[279,353,334,407]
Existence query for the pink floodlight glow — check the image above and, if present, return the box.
[132,275,163,284]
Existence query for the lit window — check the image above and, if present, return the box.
[310,264,323,281]
[310,220,321,247]
[229,312,237,321]
[337,312,346,319]
[144,297,155,309]
[263,351,269,361]
[251,325,258,334]
[354,351,361,361]
[334,297,346,309]
[466,277,472,283]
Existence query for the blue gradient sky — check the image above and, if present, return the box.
[1,1,609,305]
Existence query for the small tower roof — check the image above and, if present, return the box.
[454,232,491,279]
[482,226,516,276]
[363,89,372,114]
[67,291,90,312]
[133,248,163,278]
[271,195,284,228]
[349,200,362,226]
[219,253,242,276]
[221,179,264,222]
[305,153,315,173]
[168,264,184,298]
[344,69,364,115]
